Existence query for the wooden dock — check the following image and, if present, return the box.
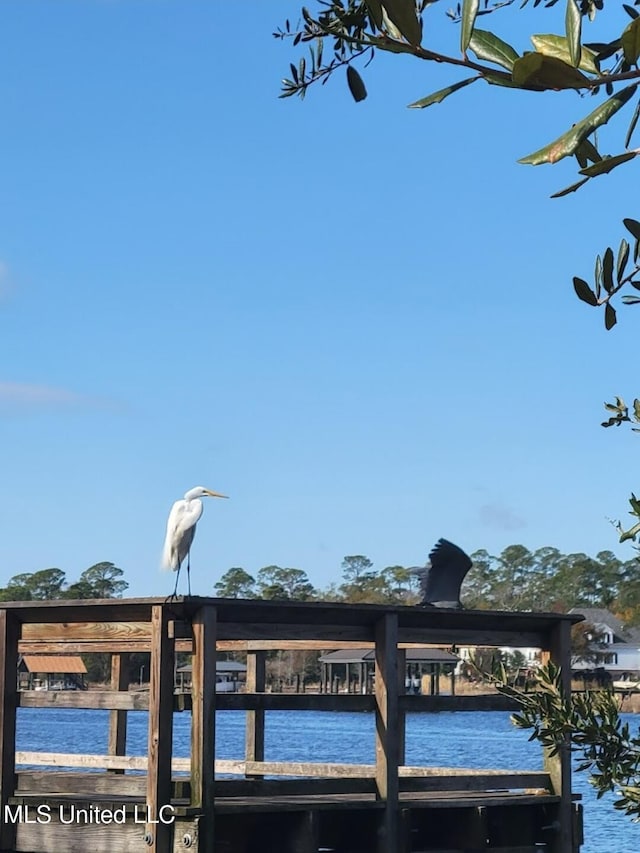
[0,598,583,852]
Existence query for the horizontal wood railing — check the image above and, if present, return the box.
[15,751,551,793]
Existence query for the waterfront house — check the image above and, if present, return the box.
[569,607,640,675]
[17,654,87,691]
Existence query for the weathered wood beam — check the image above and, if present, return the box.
[544,618,574,853]
[19,640,151,654]
[19,690,150,711]
[399,694,520,713]
[190,606,216,853]
[217,623,376,642]
[146,605,174,853]
[21,621,152,641]
[108,653,129,775]
[375,612,400,853]
[217,693,376,712]
[0,609,19,851]
[15,770,192,799]
[15,751,190,772]
[245,650,265,779]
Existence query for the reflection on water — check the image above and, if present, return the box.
[16,707,637,852]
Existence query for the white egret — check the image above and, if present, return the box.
[161,486,228,597]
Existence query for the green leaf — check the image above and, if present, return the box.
[530,34,599,75]
[573,276,598,305]
[512,52,589,90]
[576,137,602,163]
[382,0,422,46]
[622,294,640,303]
[408,76,478,108]
[550,176,590,197]
[605,302,617,329]
[483,70,522,88]
[565,0,582,67]
[623,218,640,241]
[346,65,368,102]
[602,246,614,293]
[618,238,630,283]
[519,84,638,165]
[579,151,639,176]
[470,29,519,71]
[461,0,480,53]
[364,0,385,30]
[624,98,640,147]
[622,18,640,65]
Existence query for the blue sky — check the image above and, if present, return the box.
[0,1,638,598]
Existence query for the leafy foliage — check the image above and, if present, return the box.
[494,662,640,820]
[572,219,640,329]
[0,563,128,602]
[277,1,640,556]
[276,1,640,195]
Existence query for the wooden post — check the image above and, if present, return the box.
[191,606,217,853]
[375,612,400,853]
[146,605,174,853]
[545,619,574,853]
[108,652,129,774]
[245,650,266,779]
[397,647,406,768]
[0,610,19,851]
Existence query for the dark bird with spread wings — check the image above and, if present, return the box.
[412,539,473,609]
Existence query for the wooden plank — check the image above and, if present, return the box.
[19,640,154,654]
[146,604,174,853]
[399,694,520,713]
[213,760,550,789]
[21,622,152,642]
[238,761,374,778]
[217,693,376,712]
[0,609,19,851]
[216,640,461,652]
[190,606,216,853]
[14,691,514,715]
[15,771,192,799]
[15,818,150,853]
[245,650,266,779]
[398,627,546,648]
[16,769,148,797]
[544,618,574,853]
[16,751,190,772]
[214,777,378,798]
[397,647,406,767]
[217,622,376,642]
[375,612,400,853]
[19,690,150,711]
[108,653,129,775]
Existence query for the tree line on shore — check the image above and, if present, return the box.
[2,545,638,681]
[213,546,640,626]
[2,545,639,622]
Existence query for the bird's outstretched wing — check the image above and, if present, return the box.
[417,538,473,608]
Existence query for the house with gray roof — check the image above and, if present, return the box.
[569,607,640,675]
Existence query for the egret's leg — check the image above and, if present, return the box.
[172,567,181,599]
[186,551,192,597]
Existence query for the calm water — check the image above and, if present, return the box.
[16,708,638,852]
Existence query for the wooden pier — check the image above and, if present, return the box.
[0,598,583,853]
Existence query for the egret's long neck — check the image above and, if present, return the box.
[184,488,202,502]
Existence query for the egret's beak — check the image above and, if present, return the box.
[203,489,229,499]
